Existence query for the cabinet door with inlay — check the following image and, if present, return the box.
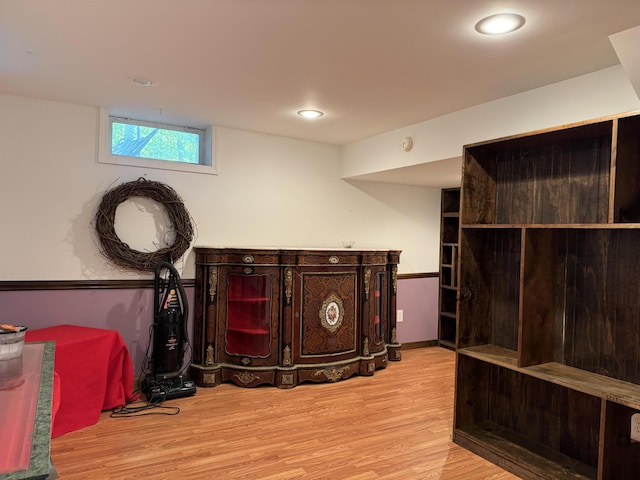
[292,267,359,366]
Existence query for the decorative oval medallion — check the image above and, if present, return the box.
[319,293,344,333]
[329,255,339,264]
[243,254,255,264]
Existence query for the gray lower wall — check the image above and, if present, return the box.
[1,275,438,378]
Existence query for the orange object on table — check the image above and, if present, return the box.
[25,324,135,437]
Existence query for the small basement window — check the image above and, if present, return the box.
[111,117,203,164]
[98,109,217,175]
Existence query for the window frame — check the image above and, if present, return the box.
[97,108,218,175]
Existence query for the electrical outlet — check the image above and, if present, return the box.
[631,413,640,442]
[396,310,404,323]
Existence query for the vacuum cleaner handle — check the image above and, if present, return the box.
[154,261,189,331]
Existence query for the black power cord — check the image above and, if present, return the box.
[110,398,180,417]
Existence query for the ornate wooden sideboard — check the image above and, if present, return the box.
[190,247,401,388]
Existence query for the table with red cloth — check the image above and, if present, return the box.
[25,324,135,437]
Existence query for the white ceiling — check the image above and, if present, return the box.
[2,1,640,182]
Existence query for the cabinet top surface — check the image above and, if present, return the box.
[194,246,401,253]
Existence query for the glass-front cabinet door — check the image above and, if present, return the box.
[217,267,280,366]
[226,273,272,357]
[373,271,384,347]
[367,268,387,355]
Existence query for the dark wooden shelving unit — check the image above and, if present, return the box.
[438,187,460,350]
[453,111,640,480]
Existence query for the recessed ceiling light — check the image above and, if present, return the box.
[475,13,525,35]
[297,109,324,119]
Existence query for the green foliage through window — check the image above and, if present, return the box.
[110,118,204,164]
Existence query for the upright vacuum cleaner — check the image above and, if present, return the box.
[142,262,196,402]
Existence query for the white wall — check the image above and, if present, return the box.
[341,65,640,179]
[7,66,633,283]
[0,93,441,281]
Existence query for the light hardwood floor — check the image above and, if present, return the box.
[51,347,519,479]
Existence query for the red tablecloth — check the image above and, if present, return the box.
[25,324,135,437]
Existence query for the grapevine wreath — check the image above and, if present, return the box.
[94,177,194,272]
